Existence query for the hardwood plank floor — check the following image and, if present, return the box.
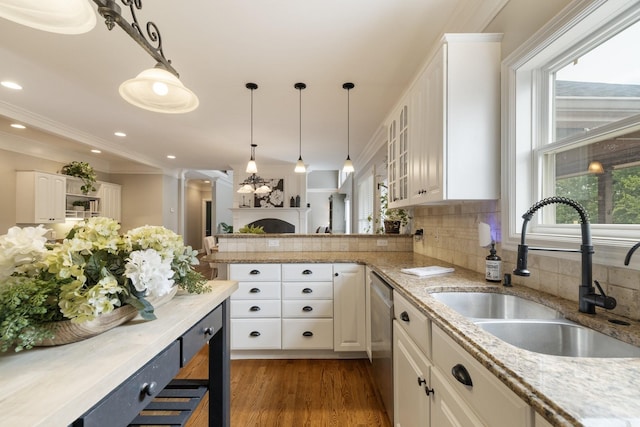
[178,347,392,427]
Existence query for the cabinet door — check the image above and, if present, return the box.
[393,321,431,427]
[333,263,365,351]
[431,367,484,427]
[98,182,121,221]
[423,46,444,202]
[388,103,410,208]
[16,171,65,223]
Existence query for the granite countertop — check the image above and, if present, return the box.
[208,251,640,427]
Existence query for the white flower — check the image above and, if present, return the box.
[0,225,48,280]
[125,249,175,297]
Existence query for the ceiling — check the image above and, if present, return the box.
[0,0,506,177]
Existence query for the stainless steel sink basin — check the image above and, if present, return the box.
[431,292,562,320]
[477,319,640,358]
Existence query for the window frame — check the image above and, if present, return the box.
[502,0,640,265]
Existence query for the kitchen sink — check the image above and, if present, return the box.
[476,319,640,358]
[431,292,562,320]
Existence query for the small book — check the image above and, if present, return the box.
[400,266,455,277]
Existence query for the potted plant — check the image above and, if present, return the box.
[71,200,88,211]
[378,184,411,234]
[60,161,97,194]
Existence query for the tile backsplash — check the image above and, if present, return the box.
[412,200,640,321]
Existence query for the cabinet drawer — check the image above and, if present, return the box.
[79,341,180,427]
[230,264,281,281]
[282,282,333,299]
[394,291,430,357]
[231,300,281,318]
[282,319,334,349]
[282,300,333,318]
[282,263,333,281]
[231,319,281,350]
[232,281,281,300]
[432,325,533,427]
[181,305,223,366]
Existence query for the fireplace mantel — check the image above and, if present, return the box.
[231,208,310,234]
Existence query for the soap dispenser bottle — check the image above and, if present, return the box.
[485,242,502,282]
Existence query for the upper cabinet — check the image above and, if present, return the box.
[16,171,66,224]
[97,182,122,222]
[388,33,502,207]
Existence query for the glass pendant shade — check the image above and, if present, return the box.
[0,0,96,34]
[119,65,199,114]
[255,184,271,194]
[237,184,254,194]
[343,156,355,174]
[246,159,258,174]
[295,157,306,173]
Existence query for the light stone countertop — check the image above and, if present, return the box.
[208,251,640,427]
[0,280,238,427]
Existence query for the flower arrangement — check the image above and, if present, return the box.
[61,161,97,194]
[0,217,208,352]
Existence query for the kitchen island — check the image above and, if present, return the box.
[0,280,238,427]
[208,251,640,427]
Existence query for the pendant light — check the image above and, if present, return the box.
[342,82,355,174]
[119,63,199,114]
[0,0,96,34]
[245,83,259,174]
[294,82,307,173]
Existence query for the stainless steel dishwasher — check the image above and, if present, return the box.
[370,271,393,424]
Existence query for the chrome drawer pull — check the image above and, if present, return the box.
[249,269,260,275]
[203,327,214,336]
[250,306,261,312]
[302,306,313,312]
[302,288,313,294]
[452,364,473,387]
[250,331,261,337]
[302,269,313,275]
[249,287,261,293]
[302,331,313,337]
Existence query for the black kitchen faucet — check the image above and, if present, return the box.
[513,196,616,314]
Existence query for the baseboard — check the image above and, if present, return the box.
[231,350,369,360]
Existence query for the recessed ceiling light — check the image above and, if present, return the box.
[1,81,22,90]
[10,123,26,129]
[114,131,126,137]
[203,180,210,184]
[91,149,102,154]
[167,155,176,159]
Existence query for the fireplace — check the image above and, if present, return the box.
[230,208,310,234]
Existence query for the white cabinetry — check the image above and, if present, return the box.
[282,263,334,350]
[97,182,122,221]
[16,171,66,223]
[388,33,501,206]
[432,324,533,427]
[333,263,365,351]
[393,291,432,427]
[229,264,282,350]
[64,177,100,220]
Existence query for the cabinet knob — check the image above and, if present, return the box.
[203,327,214,336]
[142,381,158,396]
[417,377,426,386]
[451,364,473,387]
[249,269,260,275]
[250,306,261,312]
[249,287,261,293]
[400,311,410,322]
[302,306,313,312]
[302,288,313,294]
[250,331,261,337]
[302,331,314,337]
[302,269,313,275]
[425,386,435,396]
[334,272,339,277]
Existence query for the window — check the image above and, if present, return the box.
[357,174,374,234]
[504,0,640,262]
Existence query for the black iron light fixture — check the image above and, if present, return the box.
[343,82,355,174]
[0,0,198,113]
[294,82,307,173]
[238,83,270,194]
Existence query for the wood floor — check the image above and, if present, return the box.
[178,347,392,427]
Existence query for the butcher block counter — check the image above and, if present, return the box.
[0,280,238,427]
[207,251,640,427]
